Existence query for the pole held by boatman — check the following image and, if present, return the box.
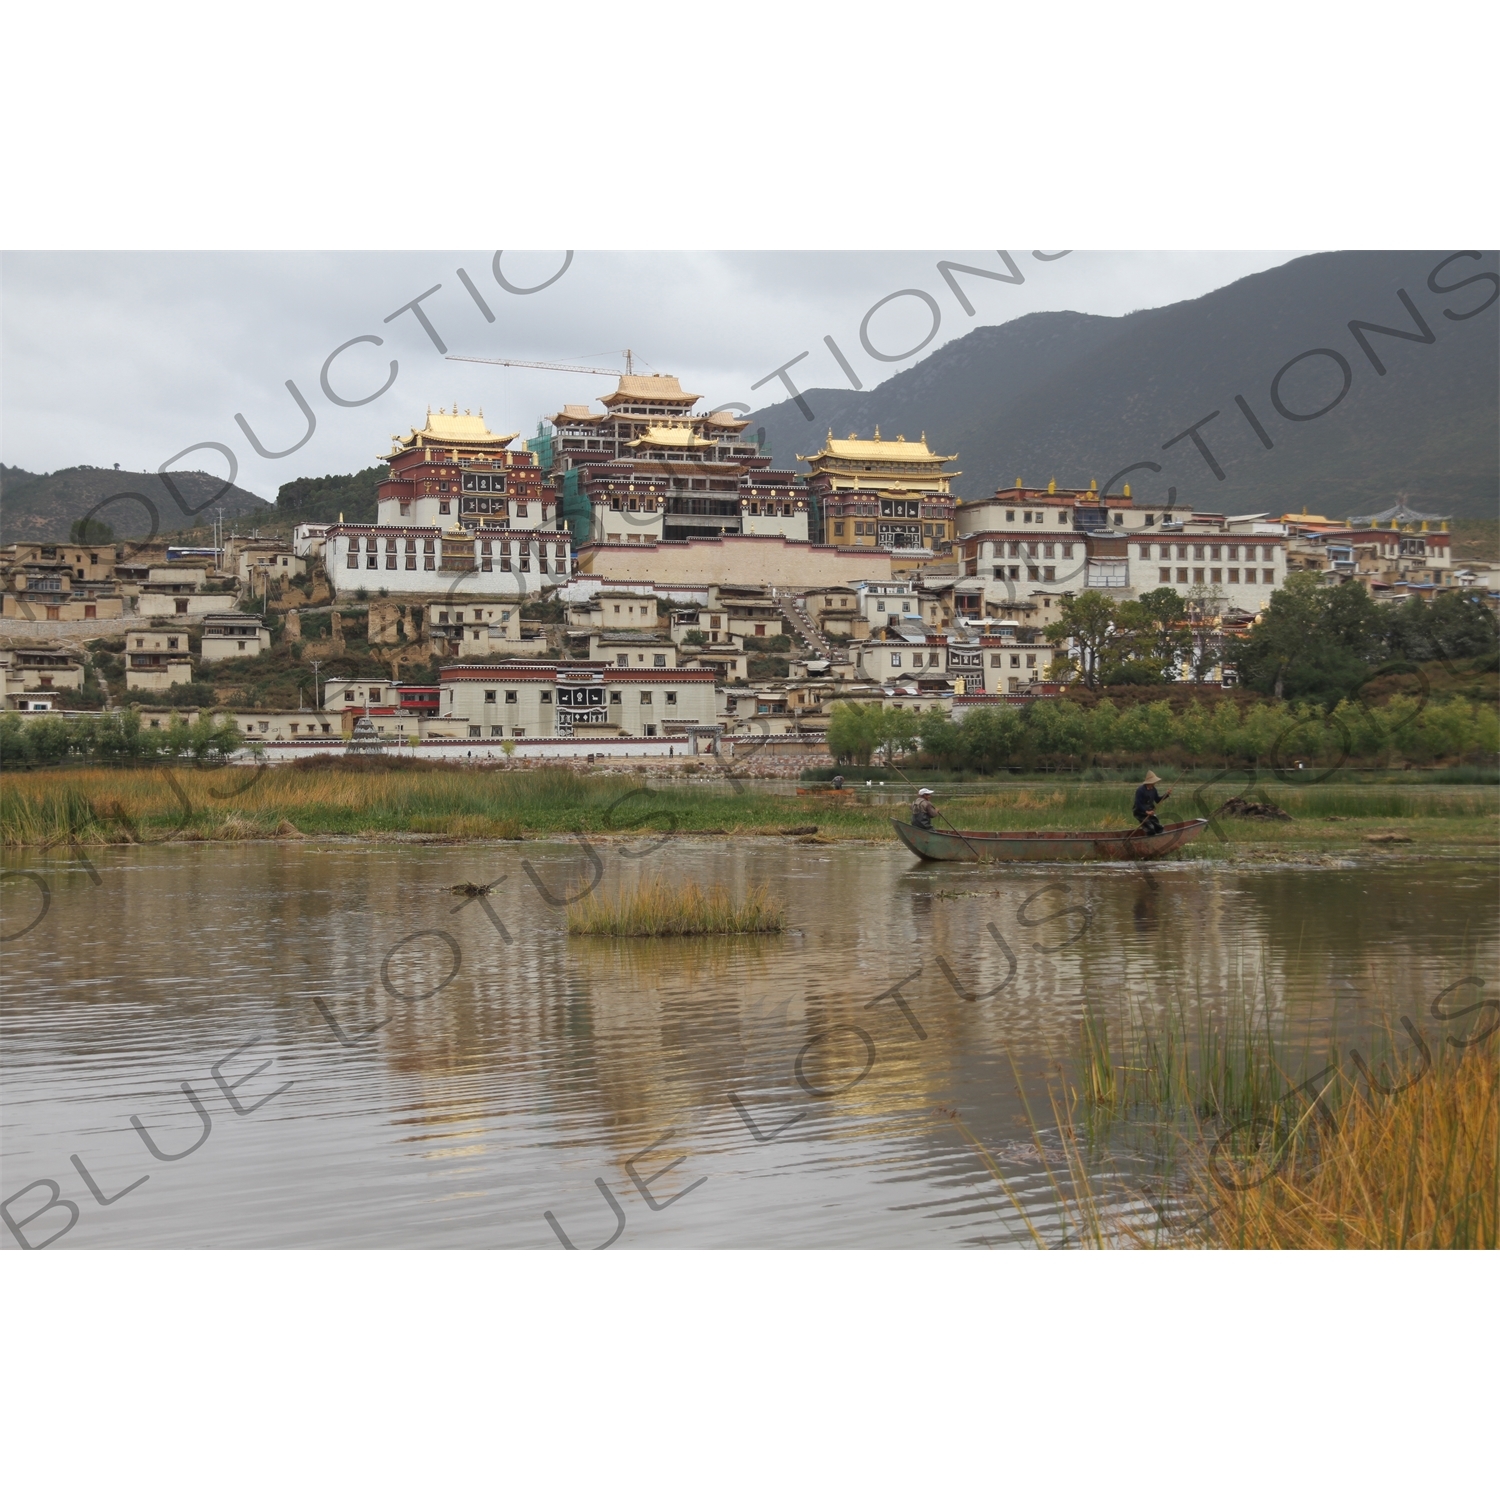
[1133,771,1169,835]
[912,787,937,831]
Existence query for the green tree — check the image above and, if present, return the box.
[1111,587,1188,682]
[918,708,962,766]
[1085,699,1120,761]
[1177,703,1211,765]
[1044,591,1117,689]
[1029,699,1087,769]
[1229,574,1380,703]
[69,516,114,545]
[1384,591,1499,663]
[958,706,1024,773]
[828,701,882,765]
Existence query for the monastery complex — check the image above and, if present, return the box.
[3,367,1481,746]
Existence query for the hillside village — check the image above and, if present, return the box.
[3,375,1496,762]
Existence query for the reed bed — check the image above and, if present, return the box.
[1,763,1493,848]
[1197,1042,1497,1249]
[1052,993,1499,1250]
[566,879,786,937]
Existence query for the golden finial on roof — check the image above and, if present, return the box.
[1048,478,1056,495]
[1123,483,1132,498]
[1015,477,1023,489]
[1089,478,1097,492]
[874,425,881,440]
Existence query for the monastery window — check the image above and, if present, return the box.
[1211,568,1223,583]
[1262,545,1275,562]
[1227,545,1239,560]
[505,691,518,704]
[1262,569,1275,584]
[1210,545,1222,561]
[640,692,653,704]
[890,654,903,668]
[1114,513,1124,525]
[1140,544,1152,558]
[1177,568,1189,583]
[1160,568,1172,583]
[1043,543,1055,559]
[485,690,497,703]
[610,692,622,705]
[1193,568,1205,583]
[1044,567,1056,581]
[540,691,552,703]
[1006,511,1015,522]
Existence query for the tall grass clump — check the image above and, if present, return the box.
[1074,992,1316,1135]
[567,879,786,937]
[1198,1040,1497,1249]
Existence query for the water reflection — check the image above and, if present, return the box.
[1,839,1494,1249]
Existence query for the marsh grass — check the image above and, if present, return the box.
[1046,994,1499,1249]
[1197,1040,1498,1249]
[567,878,786,937]
[1,764,1493,848]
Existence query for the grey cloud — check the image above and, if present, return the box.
[2,250,1301,500]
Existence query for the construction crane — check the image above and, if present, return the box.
[446,349,639,377]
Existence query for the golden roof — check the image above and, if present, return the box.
[383,406,518,457]
[705,409,751,429]
[798,431,957,464]
[600,374,700,407]
[625,426,718,450]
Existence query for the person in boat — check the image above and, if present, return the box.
[912,787,937,831]
[1132,771,1169,835]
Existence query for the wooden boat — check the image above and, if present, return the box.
[892,817,1210,862]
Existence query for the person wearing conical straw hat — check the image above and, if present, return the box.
[1132,771,1169,836]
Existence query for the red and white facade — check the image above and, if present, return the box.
[325,408,573,598]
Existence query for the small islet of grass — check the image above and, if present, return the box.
[567,878,786,938]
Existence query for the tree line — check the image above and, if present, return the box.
[828,693,1499,774]
[0,709,243,767]
[1044,577,1497,699]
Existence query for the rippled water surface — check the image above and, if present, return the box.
[3,839,1495,1249]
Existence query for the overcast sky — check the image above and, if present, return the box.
[2,251,1304,500]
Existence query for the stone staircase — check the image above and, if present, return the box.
[773,589,848,664]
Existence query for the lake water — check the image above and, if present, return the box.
[3,838,1495,1249]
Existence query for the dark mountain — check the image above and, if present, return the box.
[0,464,273,544]
[747,251,1499,520]
[274,467,382,525]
